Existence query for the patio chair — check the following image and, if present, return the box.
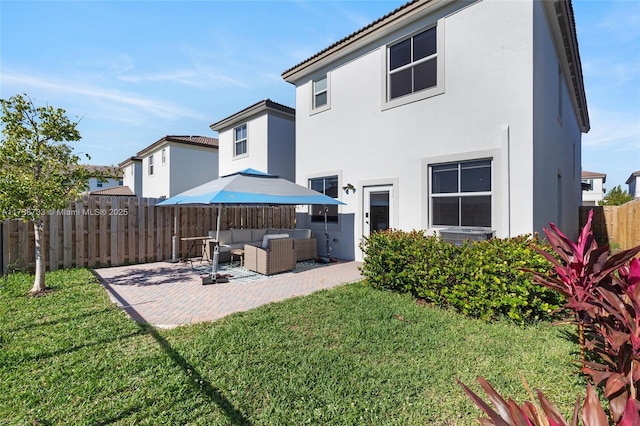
[244,237,296,275]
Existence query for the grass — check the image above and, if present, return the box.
[1,268,584,425]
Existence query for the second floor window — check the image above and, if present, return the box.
[148,155,154,175]
[234,124,247,157]
[313,76,328,109]
[388,26,437,100]
[161,148,166,164]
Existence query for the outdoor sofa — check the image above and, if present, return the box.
[206,228,317,264]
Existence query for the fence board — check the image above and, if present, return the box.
[2,196,297,272]
[580,199,640,252]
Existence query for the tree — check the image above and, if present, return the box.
[0,94,96,294]
[598,185,633,206]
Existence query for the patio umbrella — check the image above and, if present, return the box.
[158,168,345,283]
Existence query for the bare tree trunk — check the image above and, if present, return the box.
[30,220,46,294]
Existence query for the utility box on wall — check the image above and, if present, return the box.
[440,227,495,245]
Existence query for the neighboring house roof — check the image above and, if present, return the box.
[209,99,295,132]
[581,171,606,182]
[626,170,640,184]
[90,186,134,196]
[119,156,142,168]
[281,0,589,132]
[136,135,219,157]
[80,164,123,178]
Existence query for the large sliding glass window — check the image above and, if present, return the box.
[309,175,339,222]
[431,160,492,227]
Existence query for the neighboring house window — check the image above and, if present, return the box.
[97,181,103,188]
[388,26,437,100]
[309,175,339,223]
[161,148,166,164]
[148,155,154,175]
[313,76,328,109]
[118,179,123,186]
[234,124,247,157]
[130,165,133,176]
[581,179,594,191]
[431,159,492,227]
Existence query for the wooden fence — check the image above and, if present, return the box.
[579,198,640,252]
[1,196,296,273]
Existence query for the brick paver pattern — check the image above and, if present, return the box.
[95,260,363,328]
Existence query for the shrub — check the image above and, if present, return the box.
[360,230,562,324]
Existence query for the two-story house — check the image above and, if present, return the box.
[134,135,219,199]
[626,171,640,199]
[82,165,124,194]
[581,171,606,206]
[282,0,589,261]
[210,99,296,182]
[119,156,143,196]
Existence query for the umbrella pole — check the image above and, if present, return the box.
[166,209,179,263]
[204,203,223,285]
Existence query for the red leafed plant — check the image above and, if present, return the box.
[460,210,640,424]
[527,210,640,363]
[576,258,640,423]
[457,376,608,426]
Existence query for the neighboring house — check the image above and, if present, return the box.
[83,165,123,194]
[119,156,143,196]
[133,135,219,199]
[90,186,135,197]
[210,99,296,182]
[581,171,606,206]
[626,171,640,199]
[282,0,589,261]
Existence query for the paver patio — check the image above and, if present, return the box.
[94,260,363,328]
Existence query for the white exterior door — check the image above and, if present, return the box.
[363,185,393,238]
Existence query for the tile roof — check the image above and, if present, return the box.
[210,99,295,131]
[90,186,134,196]
[626,171,640,184]
[136,135,219,157]
[282,0,421,80]
[581,171,606,179]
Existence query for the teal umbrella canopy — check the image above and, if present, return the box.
[158,169,344,206]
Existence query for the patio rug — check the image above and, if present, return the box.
[191,260,330,285]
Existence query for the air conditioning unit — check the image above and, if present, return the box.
[439,227,495,245]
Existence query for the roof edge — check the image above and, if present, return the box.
[136,135,219,157]
[210,99,295,132]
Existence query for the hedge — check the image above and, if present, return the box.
[359,230,562,324]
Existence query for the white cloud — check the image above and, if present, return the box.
[0,72,209,121]
[583,107,640,151]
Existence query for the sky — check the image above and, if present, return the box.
[1,0,639,192]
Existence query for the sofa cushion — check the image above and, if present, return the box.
[262,233,289,249]
[232,229,252,244]
[291,229,312,240]
[251,228,267,242]
[216,230,232,245]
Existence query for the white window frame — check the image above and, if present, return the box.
[161,148,166,164]
[234,124,248,158]
[429,159,493,228]
[148,155,154,176]
[382,20,445,110]
[311,74,330,115]
[309,175,339,223]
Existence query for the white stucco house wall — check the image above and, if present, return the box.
[119,156,143,196]
[134,135,219,199]
[282,0,589,261]
[581,171,606,206]
[210,99,296,182]
[82,165,123,194]
[626,171,640,199]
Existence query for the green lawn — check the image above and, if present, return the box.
[1,269,584,425]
